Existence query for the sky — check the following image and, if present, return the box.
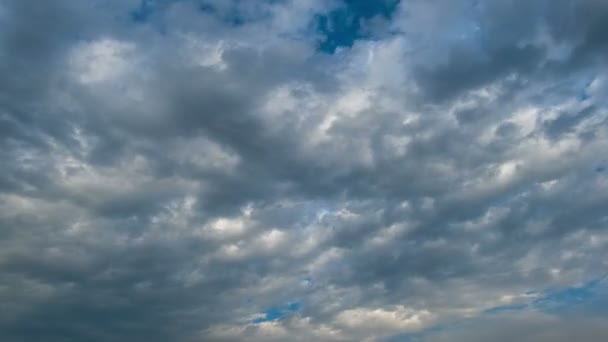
[1,0,608,341]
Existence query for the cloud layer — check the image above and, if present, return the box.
[1,1,608,341]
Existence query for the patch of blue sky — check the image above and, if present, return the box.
[532,277,608,314]
[316,0,400,53]
[252,301,302,324]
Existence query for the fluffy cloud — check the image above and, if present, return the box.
[1,0,608,341]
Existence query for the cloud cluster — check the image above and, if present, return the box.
[1,0,608,341]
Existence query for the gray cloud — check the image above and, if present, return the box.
[1,0,608,341]
[409,312,608,342]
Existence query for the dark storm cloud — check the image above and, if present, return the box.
[1,0,608,341]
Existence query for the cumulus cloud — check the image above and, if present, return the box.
[1,0,608,341]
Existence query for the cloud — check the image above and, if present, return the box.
[402,312,608,342]
[1,0,608,341]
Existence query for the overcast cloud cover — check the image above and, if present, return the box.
[1,0,608,341]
